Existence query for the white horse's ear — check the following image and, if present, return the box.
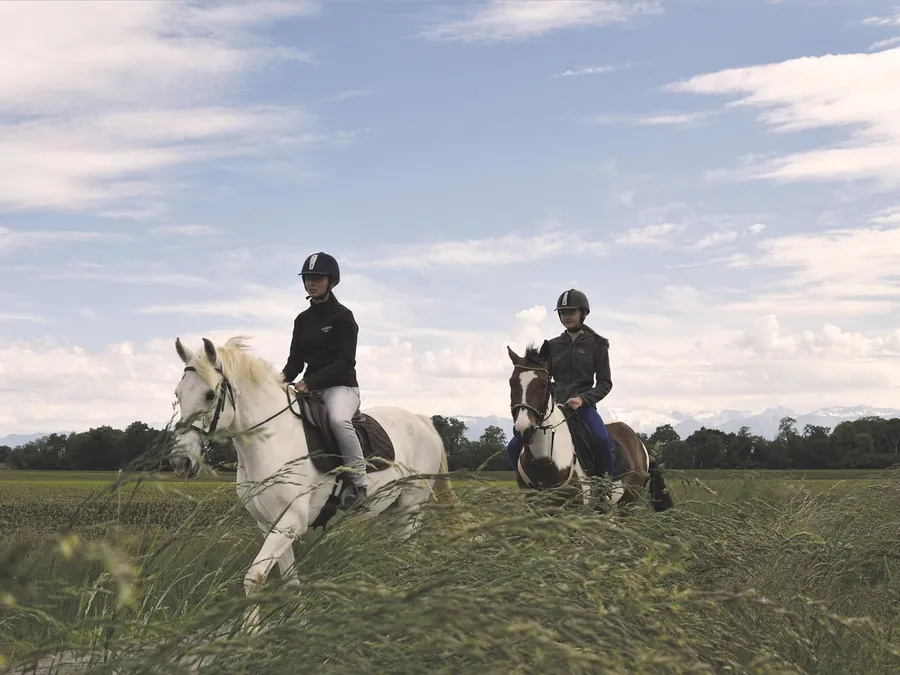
[507,346,520,363]
[176,337,193,364]
[202,337,218,364]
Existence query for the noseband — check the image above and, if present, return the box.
[176,365,294,459]
[510,363,578,489]
[180,365,234,439]
[510,364,563,431]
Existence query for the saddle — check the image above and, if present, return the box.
[562,406,629,479]
[290,391,395,477]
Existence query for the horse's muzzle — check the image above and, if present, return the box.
[514,426,536,445]
[170,455,195,478]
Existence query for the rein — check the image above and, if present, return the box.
[177,365,296,458]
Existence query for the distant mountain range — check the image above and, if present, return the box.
[452,405,900,442]
[2,405,898,448]
[0,431,74,448]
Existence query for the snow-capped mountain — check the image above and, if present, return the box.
[452,415,510,442]
[449,405,900,441]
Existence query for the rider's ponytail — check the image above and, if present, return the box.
[581,323,610,347]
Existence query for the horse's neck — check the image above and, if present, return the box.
[526,398,573,467]
[228,380,310,478]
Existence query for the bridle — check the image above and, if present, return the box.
[510,363,579,489]
[175,364,295,462]
[510,364,573,433]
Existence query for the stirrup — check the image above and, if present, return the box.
[338,482,367,510]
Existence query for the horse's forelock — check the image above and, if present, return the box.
[522,341,546,368]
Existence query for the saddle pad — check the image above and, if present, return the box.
[291,392,395,475]
[564,409,627,479]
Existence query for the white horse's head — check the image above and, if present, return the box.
[506,340,553,445]
[170,335,287,478]
[170,336,236,478]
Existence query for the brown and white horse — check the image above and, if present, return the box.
[507,341,673,513]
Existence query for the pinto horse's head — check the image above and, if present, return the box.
[506,340,553,445]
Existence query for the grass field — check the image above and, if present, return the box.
[1,467,899,673]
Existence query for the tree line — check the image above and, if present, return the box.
[2,414,898,472]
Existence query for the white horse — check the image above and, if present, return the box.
[169,335,452,631]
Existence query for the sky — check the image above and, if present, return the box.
[2,0,900,435]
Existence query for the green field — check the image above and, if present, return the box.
[1,468,899,673]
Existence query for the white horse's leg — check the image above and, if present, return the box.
[256,521,300,591]
[242,513,306,633]
[391,481,432,541]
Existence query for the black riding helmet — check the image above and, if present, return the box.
[299,251,340,289]
[556,288,590,316]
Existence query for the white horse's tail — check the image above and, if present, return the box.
[416,414,456,504]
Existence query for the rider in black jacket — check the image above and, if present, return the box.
[281,252,367,509]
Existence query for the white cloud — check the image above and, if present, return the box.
[320,88,378,102]
[349,228,608,269]
[869,206,900,223]
[0,106,311,211]
[418,0,661,42]
[40,270,211,288]
[688,222,767,249]
[721,222,900,319]
[614,222,683,246]
[733,223,899,289]
[98,207,164,221]
[150,225,220,237]
[592,111,713,126]
[733,314,900,360]
[135,273,434,339]
[554,64,624,78]
[747,223,767,235]
[5,272,900,432]
[0,313,50,324]
[0,2,322,211]
[870,36,900,51]
[0,279,554,433]
[0,226,127,255]
[862,12,900,27]
[0,2,315,113]
[691,230,738,249]
[5,221,900,433]
[667,46,900,184]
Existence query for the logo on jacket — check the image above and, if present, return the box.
[321,325,332,332]
[577,348,586,354]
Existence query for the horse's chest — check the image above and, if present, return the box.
[236,483,271,524]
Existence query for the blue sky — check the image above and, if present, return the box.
[2,0,899,434]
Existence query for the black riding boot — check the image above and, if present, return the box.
[339,482,368,510]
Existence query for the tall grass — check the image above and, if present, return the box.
[1,468,899,673]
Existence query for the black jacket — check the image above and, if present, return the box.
[281,293,359,391]
[546,325,612,407]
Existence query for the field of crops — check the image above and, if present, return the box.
[1,467,899,673]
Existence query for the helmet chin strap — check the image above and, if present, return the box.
[559,309,585,332]
[305,277,332,301]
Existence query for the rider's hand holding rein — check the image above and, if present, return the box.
[566,396,584,409]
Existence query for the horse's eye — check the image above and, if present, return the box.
[205,390,215,401]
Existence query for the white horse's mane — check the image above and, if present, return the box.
[192,336,287,391]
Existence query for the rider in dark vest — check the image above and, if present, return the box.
[281,252,367,510]
[506,288,616,484]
